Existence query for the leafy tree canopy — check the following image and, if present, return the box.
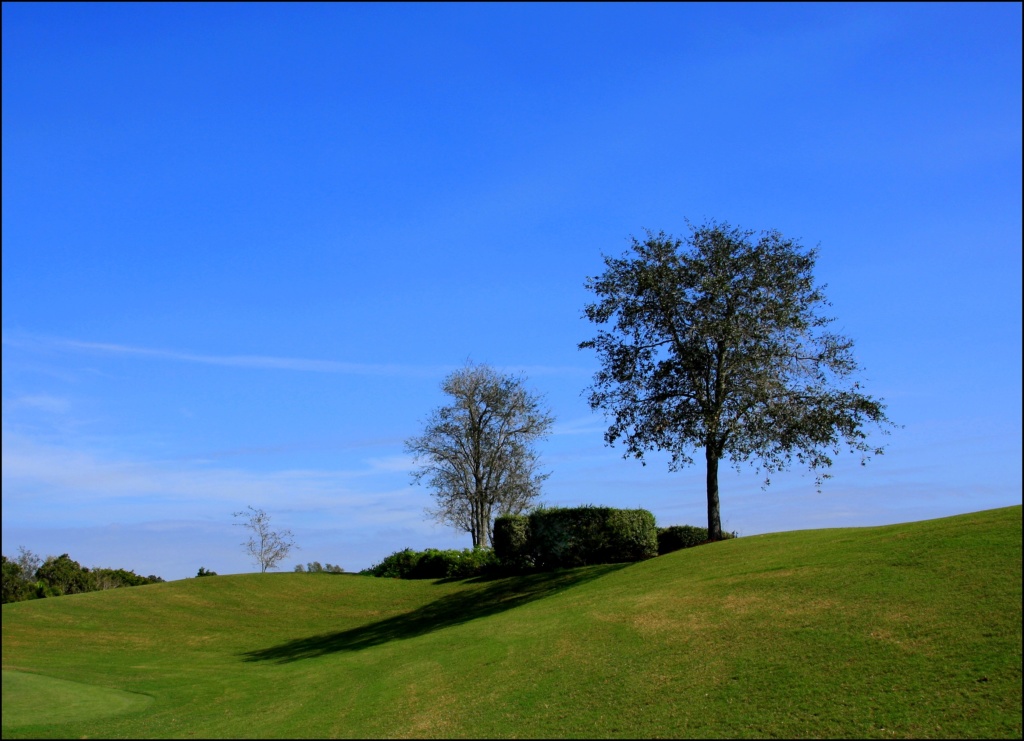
[580,221,895,539]
[406,362,554,548]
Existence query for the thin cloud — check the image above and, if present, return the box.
[495,364,594,378]
[366,454,418,473]
[2,333,449,377]
[551,415,608,436]
[0,431,417,524]
[59,339,444,376]
[3,334,594,378]
[3,394,71,414]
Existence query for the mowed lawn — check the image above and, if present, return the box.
[2,506,1021,739]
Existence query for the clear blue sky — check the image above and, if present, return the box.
[3,3,1020,581]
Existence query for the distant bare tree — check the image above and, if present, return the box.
[16,546,42,579]
[406,363,554,548]
[232,506,297,573]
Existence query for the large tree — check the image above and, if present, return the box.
[406,362,555,548]
[580,221,895,540]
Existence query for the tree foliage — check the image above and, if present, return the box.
[35,553,91,596]
[232,506,297,573]
[295,561,344,573]
[2,556,32,604]
[580,221,895,539]
[406,362,554,548]
[2,547,163,603]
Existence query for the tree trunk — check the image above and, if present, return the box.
[469,495,481,549]
[480,503,491,549]
[471,479,485,549]
[705,446,723,541]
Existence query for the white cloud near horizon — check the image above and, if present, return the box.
[0,430,428,527]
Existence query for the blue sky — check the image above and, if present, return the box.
[3,3,1020,581]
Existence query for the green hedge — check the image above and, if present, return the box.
[493,514,532,569]
[362,547,497,580]
[496,506,657,570]
[657,525,737,555]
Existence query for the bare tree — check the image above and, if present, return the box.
[406,362,555,548]
[15,546,42,580]
[232,506,297,573]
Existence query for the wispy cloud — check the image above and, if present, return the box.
[495,364,594,378]
[56,339,446,376]
[0,430,425,527]
[365,454,418,473]
[551,415,607,436]
[3,394,71,414]
[2,334,593,378]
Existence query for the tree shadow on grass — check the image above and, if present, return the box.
[241,563,627,664]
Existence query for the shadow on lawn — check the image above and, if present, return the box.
[241,563,626,664]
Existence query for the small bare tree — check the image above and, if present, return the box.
[15,546,42,580]
[232,506,297,573]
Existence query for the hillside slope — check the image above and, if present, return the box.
[3,506,1021,738]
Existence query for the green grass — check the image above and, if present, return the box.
[1,670,152,728]
[2,506,1021,738]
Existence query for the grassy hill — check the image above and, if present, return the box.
[2,506,1021,739]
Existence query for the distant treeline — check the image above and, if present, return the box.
[2,548,164,604]
[294,561,344,573]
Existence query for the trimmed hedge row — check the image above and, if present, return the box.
[494,505,658,570]
[361,547,498,579]
[491,514,531,570]
[656,525,737,555]
[362,510,731,580]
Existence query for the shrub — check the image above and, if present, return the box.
[657,525,709,554]
[493,515,532,570]
[362,548,497,579]
[2,557,32,604]
[443,548,497,579]
[302,561,345,573]
[196,567,218,577]
[362,548,423,578]
[607,507,660,562]
[657,525,738,555]
[408,550,448,579]
[527,506,658,570]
